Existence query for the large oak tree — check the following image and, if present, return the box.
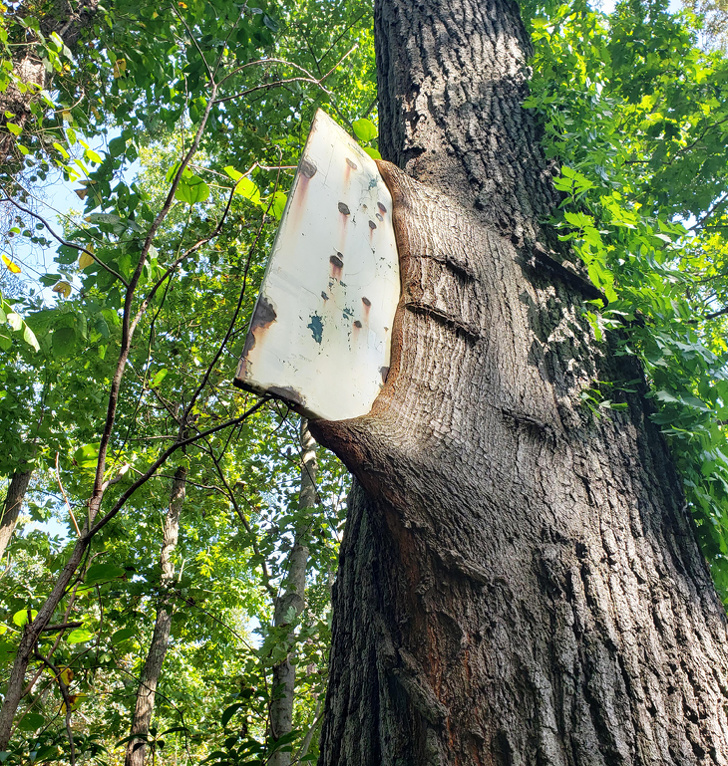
[311,0,728,763]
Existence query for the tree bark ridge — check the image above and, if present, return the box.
[375,0,558,245]
[0,469,33,560]
[313,159,728,765]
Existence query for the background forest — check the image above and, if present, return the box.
[1,0,728,762]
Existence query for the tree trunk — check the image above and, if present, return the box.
[0,469,33,560]
[311,0,728,764]
[125,464,187,766]
[0,0,98,167]
[269,418,318,766]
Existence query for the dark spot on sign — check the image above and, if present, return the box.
[346,158,358,170]
[300,158,317,178]
[376,213,383,221]
[268,386,305,408]
[340,281,347,287]
[380,366,390,383]
[321,291,329,301]
[330,254,344,269]
[368,220,377,230]
[353,320,362,328]
[308,313,324,344]
[338,202,351,215]
[343,306,354,319]
[362,204,368,211]
[377,202,387,214]
[361,297,371,307]
[251,296,277,331]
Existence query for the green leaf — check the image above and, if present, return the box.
[221,702,246,728]
[223,165,243,182]
[234,177,261,205]
[52,326,76,357]
[564,211,594,229]
[6,122,21,137]
[152,368,168,386]
[108,136,127,157]
[12,608,37,627]
[66,628,94,644]
[17,713,45,732]
[175,173,210,205]
[53,141,70,160]
[85,562,126,586]
[352,118,377,142]
[262,13,279,32]
[363,146,382,160]
[111,627,135,644]
[23,324,39,352]
[271,191,287,220]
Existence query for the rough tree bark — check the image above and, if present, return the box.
[125,464,187,766]
[310,0,728,764]
[269,418,318,766]
[0,469,33,560]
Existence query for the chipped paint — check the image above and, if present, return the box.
[308,313,324,344]
[234,109,400,420]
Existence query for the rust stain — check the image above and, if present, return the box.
[238,296,277,377]
[290,160,316,229]
[345,157,358,170]
[251,295,277,330]
[377,201,387,214]
[353,320,362,328]
[299,158,317,178]
[330,253,344,280]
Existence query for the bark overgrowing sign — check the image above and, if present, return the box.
[235,110,400,421]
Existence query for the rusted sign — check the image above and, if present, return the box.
[235,110,400,421]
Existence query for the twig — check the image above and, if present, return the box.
[181,198,268,422]
[87,399,269,538]
[55,453,80,537]
[41,622,82,632]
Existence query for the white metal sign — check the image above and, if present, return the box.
[235,110,400,421]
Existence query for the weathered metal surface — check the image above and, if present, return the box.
[235,110,400,421]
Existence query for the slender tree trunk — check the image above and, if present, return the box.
[125,464,187,766]
[0,469,33,560]
[311,0,728,764]
[269,418,318,766]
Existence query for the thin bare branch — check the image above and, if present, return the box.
[55,452,80,537]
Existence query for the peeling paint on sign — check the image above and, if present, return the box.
[234,109,401,421]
